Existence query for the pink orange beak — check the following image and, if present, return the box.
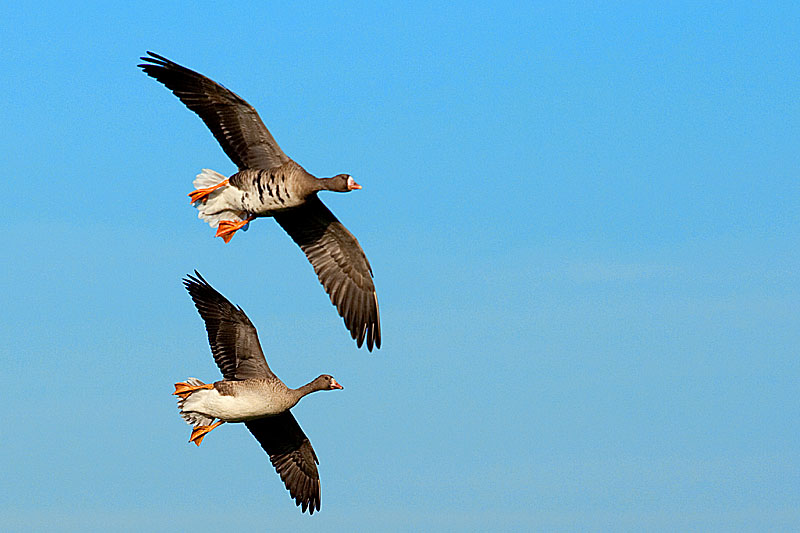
[347,176,362,190]
[331,379,344,390]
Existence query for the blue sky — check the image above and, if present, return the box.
[2,2,798,531]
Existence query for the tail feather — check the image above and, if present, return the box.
[193,168,227,190]
[176,377,215,427]
[192,169,248,229]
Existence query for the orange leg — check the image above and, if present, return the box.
[189,420,224,446]
[188,179,229,204]
[215,216,256,244]
[173,381,214,399]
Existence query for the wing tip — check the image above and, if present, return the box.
[137,50,170,71]
[296,481,321,515]
[346,293,381,352]
[182,269,211,292]
[182,271,237,317]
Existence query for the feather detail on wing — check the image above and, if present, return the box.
[139,51,289,171]
[274,196,381,351]
[183,271,275,380]
[245,412,321,514]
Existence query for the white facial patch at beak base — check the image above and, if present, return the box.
[347,176,362,190]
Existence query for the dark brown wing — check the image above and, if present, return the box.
[274,196,381,351]
[245,412,321,514]
[139,51,289,171]
[183,271,274,380]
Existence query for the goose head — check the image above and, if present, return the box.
[314,374,344,390]
[323,174,361,192]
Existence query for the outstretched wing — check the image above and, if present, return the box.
[139,51,290,171]
[245,412,321,514]
[274,196,381,351]
[183,271,274,380]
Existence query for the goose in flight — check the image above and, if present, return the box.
[176,272,344,514]
[139,52,380,350]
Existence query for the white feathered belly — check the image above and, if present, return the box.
[192,168,305,229]
[182,387,287,422]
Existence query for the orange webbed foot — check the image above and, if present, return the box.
[173,381,214,399]
[188,179,229,204]
[189,421,224,446]
[215,216,255,243]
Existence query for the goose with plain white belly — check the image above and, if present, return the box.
[139,52,380,351]
[175,271,342,514]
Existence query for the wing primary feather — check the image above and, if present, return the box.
[245,413,321,514]
[182,271,274,380]
[274,197,380,351]
[139,52,289,170]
